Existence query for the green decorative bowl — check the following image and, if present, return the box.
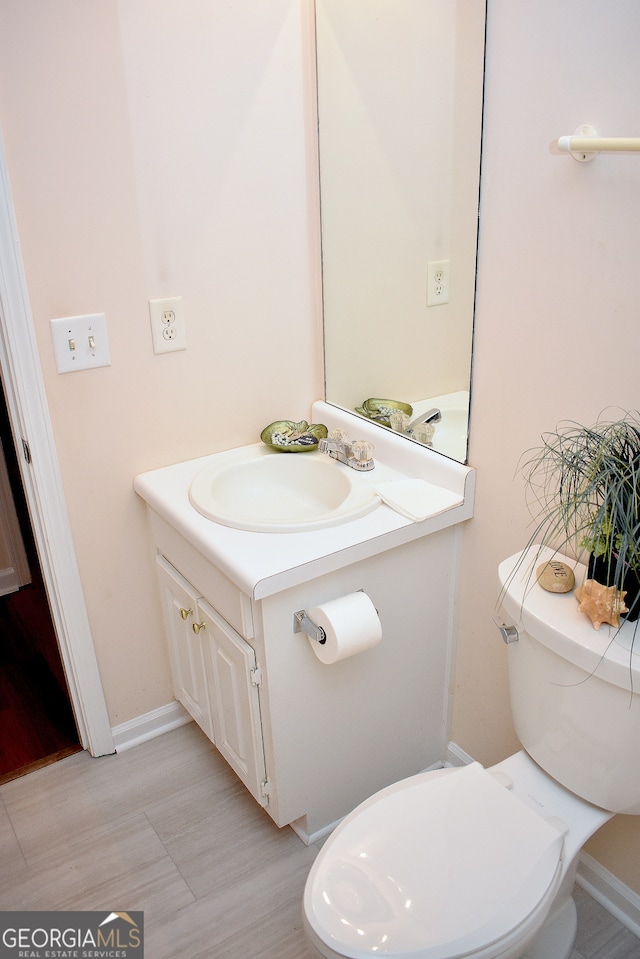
[355,398,413,427]
[260,420,328,452]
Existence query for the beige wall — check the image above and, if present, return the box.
[0,0,323,724]
[453,0,640,895]
[1,0,640,898]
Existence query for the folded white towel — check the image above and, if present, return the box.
[373,478,463,522]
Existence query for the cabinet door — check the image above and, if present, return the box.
[155,555,213,740]
[199,597,268,807]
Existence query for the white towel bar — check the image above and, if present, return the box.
[552,125,640,162]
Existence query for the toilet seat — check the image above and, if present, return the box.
[304,763,566,959]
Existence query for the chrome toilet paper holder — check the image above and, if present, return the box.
[293,610,326,645]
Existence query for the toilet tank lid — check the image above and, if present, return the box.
[499,546,640,692]
[304,762,564,958]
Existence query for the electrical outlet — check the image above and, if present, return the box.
[50,313,111,373]
[427,259,450,306]
[149,297,186,354]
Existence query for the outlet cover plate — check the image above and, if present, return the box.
[149,296,187,354]
[50,313,111,373]
[427,259,450,307]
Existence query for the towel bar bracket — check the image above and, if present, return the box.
[560,124,599,162]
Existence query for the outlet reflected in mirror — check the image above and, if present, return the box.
[316,0,486,463]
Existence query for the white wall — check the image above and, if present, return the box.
[453,0,640,895]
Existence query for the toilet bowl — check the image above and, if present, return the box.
[303,546,640,959]
[303,753,610,959]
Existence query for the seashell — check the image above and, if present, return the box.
[574,579,628,630]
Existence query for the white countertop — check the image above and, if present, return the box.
[134,402,475,599]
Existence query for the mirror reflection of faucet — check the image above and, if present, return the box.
[390,407,441,444]
[318,429,375,471]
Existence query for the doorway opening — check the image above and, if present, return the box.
[0,379,80,785]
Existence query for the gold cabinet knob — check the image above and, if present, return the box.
[179,607,193,620]
[192,621,206,634]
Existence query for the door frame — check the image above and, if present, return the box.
[0,127,113,757]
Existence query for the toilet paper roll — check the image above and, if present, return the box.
[307,592,381,664]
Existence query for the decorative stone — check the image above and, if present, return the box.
[536,561,576,593]
[574,579,628,630]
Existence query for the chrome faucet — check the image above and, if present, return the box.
[318,430,375,471]
[408,407,442,432]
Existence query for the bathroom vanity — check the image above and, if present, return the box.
[134,402,474,841]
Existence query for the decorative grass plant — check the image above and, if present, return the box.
[518,410,640,620]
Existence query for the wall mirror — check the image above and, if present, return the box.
[316,0,486,463]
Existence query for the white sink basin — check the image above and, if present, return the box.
[188,444,383,532]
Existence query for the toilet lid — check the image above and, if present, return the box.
[305,763,565,959]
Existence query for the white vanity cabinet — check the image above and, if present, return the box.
[155,555,213,739]
[146,506,460,841]
[154,550,268,808]
[198,596,268,806]
[135,404,475,842]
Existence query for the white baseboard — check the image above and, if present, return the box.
[446,742,640,938]
[576,851,640,939]
[445,741,475,767]
[111,701,192,752]
[290,817,343,847]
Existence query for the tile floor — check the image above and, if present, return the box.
[1,722,639,958]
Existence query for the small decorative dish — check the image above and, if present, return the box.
[355,398,413,427]
[260,420,328,452]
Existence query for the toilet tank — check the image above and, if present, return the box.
[498,546,640,815]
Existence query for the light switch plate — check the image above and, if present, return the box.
[50,313,111,373]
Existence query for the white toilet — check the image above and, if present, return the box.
[303,547,640,959]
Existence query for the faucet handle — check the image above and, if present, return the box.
[328,428,350,443]
[389,411,410,433]
[350,440,375,464]
[412,422,436,445]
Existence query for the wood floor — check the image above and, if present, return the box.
[0,575,80,784]
[0,722,639,958]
